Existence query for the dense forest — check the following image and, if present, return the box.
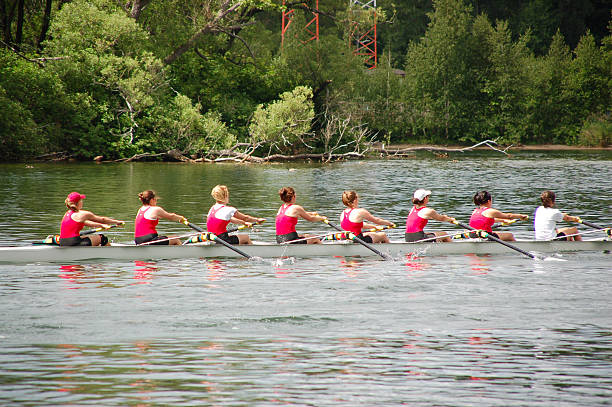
[1,0,610,161]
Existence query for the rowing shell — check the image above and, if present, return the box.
[0,239,610,263]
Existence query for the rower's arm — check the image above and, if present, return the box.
[233,210,265,225]
[296,206,326,222]
[422,208,455,223]
[362,210,395,227]
[486,208,528,221]
[153,207,185,223]
[80,211,124,226]
[563,213,580,223]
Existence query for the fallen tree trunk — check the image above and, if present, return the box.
[371,139,512,156]
[205,150,365,163]
[114,150,194,162]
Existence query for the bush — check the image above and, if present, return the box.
[578,114,612,147]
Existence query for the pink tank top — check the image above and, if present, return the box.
[405,206,429,233]
[276,204,298,235]
[207,204,231,235]
[341,208,363,235]
[60,210,84,238]
[134,206,158,237]
[470,207,495,232]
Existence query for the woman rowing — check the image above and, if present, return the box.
[134,190,186,245]
[405,189,456,242]
[207,185,265,245]
[340,190,395,243]
[534,190,582,241]
[59,192,124,246]
[276,187,326,244]
[469,190,528,241]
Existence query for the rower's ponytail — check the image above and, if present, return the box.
[138,190,156,205]
[540,190,555,208]
[65,198,79,212]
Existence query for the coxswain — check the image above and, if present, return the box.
[469,190,528,241]
[59,192,124,246]
[405,189,456,242]
[534,190,582,241]
[206,185,265,245]
[340,190,395,243]
[134,190,187,245]
[276,187,326,244]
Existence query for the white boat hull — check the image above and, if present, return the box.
[0,240,610,263]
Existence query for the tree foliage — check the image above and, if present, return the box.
[0,0,610,161]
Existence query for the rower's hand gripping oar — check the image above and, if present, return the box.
[181,219,253,259]
[323,219,390,260]
[452,221,537,259]
[80,223,122,236]
[492,218,521,229]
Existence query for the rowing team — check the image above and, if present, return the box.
[57,187,586,247]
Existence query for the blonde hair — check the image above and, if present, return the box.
[65,198,79,212]
[211,185,229,203]
[342,190,358,207]
[138,190,156,205]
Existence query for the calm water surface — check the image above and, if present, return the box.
[0,151,611,405]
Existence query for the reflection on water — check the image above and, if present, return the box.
[0,155,611,405]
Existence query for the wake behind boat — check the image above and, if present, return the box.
[0,239,610,264]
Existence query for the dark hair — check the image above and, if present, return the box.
[279,187,295,203]
[412,197,426,205]
[342,190,358,207]
[138,190,156,205]
[540,190,556,208]
[473,190,492,206]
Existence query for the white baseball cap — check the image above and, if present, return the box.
[413,189,431,201]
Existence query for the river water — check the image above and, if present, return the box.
[0,151,611,405]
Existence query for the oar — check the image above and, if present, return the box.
[80,223,120,236]
[226,219,265,234]
[181,219,253,259]
[323,219,389,259]
[492,218,520,229]
[576,217,606,230]
[452,221,537,259]
[576,217,611,237]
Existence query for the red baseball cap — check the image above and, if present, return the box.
[67,192,86,203]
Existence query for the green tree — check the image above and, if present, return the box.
[249,85,315,154]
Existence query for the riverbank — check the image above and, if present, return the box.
[384,143,612,151]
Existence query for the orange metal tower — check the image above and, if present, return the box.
[348,0,377,68]
[281,0,320,47]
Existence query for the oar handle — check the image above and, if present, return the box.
[79,223,120,236]
[492,218,520,229]
[452,221,536,259]
[365,223,397,232]
[182,219,252,259]
[323,219,389,259]
[228,219,265,233]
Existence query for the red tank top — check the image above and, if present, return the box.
[341,208,363,235]
[134,206,158,237]
[276,204,298,235]
[405,206,429,233]
[470,207,495,232]
[60,210,84,238]
[207,204,231,235]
